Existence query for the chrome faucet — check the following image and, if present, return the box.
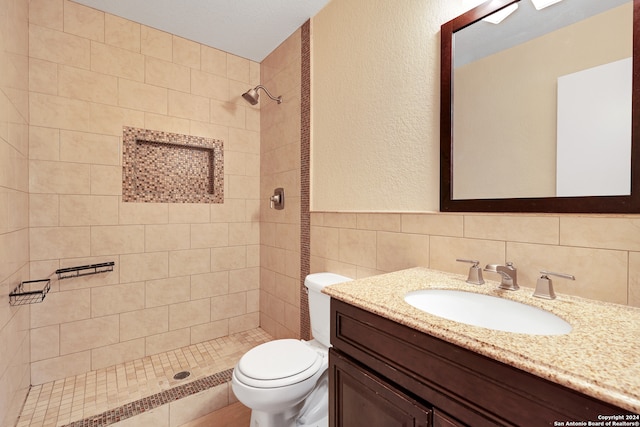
[456,258,484,285]
[533,270,575,299]
[484,262,519,291]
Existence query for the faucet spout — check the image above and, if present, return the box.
[484,262,519,291]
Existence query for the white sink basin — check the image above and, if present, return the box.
[404,289,571,335]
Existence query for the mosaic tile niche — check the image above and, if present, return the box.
[123,127,224,203]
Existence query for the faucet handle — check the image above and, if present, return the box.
[533,270,575,300]
[456,259,485,285]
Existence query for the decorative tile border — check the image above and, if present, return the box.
[62,369,233,427]
[122,127,224,203]
[300,20,312,341]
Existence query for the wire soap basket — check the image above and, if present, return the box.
[9,279,51,306]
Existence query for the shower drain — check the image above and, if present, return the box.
[173,371,191,380]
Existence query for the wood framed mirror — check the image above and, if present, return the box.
[440,0,640,213]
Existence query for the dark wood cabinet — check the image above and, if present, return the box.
[329,298,633,427]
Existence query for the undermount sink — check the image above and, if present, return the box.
[404,289,572,335]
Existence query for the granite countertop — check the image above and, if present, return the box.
[322,267,640,414]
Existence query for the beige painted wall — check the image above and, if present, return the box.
[27,0,261,385]
[311,0,485,212]
[0,0,31,424]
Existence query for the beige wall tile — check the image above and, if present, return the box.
[29,25,90,69]
[228,128,259,154]
[173,36,200,69]
[105,14,140,52]
[227,55,250,83]
[120,252,169,283]
[91,282,145,317]
[29,226,90,260]
[29,58,58,95]
[60,195,118,226]
[59,315,119,354]
[145,276,189,308]
[191,271,229,299]
[31,351,91,385]
[465,214,560,244]
[90,164,122,195]
[30,92,90,131]
[29,0,63,31]
[91,225,144,255]
[429,235,506,275]
[229,312,259,335]
[112,406,169,427]
[89,103,145,136]
[339,228,376,269]
[168,203,210,224]
[168,90,209,122]
[118,78,167,114]
[310,226,340,260]
[145,328,191,356]
[30,325,59,362]
[141,25,172,61]
[508,242,628,304]
[120,306,168,341]
[201,46,226,77]
[630,252,640,308]
[190,320,229,343]
[229,267,260,293]
[356,213,402,232]
[560,217,640,251]
[210,199,246,223]
[58,65,118,104]
[401,213,464,237]
[91,338,145,370]
[274,272,298,306]
[119,201,168,225]
[228,175,259,199]
[211,293,246,321]
[91,41,144,81]
[29,159,90,194]
[191,69,228,101]
[191,223,229,249]
[169,298,210,330]
[63,1,104,41]
[145,224,190,252]
[29,126,59,161]
[146,57,191,93]
[210,100,245,128]
[229,222,260,246]
[169,249,210,277]
[29,194,59,227]
[59,130,120,165]
[376,231,429,272]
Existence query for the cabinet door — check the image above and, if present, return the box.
[433,410,467,427]
[330,349,432,427]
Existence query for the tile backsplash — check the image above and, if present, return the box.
[310,212,640,307]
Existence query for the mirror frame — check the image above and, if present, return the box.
[440,0,640,213]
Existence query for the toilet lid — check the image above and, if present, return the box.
[238,339,319,381]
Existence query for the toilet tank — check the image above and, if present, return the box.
[305,272,352,347]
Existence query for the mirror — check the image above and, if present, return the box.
[440,0,640,213]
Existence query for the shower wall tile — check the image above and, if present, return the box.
[91,338,146,370]
[120,306,169,342]
[145,57,191,93]
[141,25,173,61]
[105,14,141,52]
[24,4,262,388]
[59,315,119,354]
[63,1,105,42]
[90,42,145,81]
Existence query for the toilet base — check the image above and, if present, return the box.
[248,401,304,427]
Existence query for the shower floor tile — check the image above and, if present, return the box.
[17,328,272,427]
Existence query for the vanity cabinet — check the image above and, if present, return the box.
[329,299,632,427]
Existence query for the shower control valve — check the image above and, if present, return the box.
[270,188,285,210]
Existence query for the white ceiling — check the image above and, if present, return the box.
[72,0,331,62]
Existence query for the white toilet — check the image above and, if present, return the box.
[231,272,352,427]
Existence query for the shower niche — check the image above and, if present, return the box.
[123,126,224,203]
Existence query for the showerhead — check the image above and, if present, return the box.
[241,85,282,105]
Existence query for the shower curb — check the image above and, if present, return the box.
[61,368,233,427]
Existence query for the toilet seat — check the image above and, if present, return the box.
[235,339,323,388]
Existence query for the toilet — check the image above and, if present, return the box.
[231,272,352,427]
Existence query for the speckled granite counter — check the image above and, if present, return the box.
[322,267,640,414]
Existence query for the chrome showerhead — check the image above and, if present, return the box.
[241,85,282,105]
